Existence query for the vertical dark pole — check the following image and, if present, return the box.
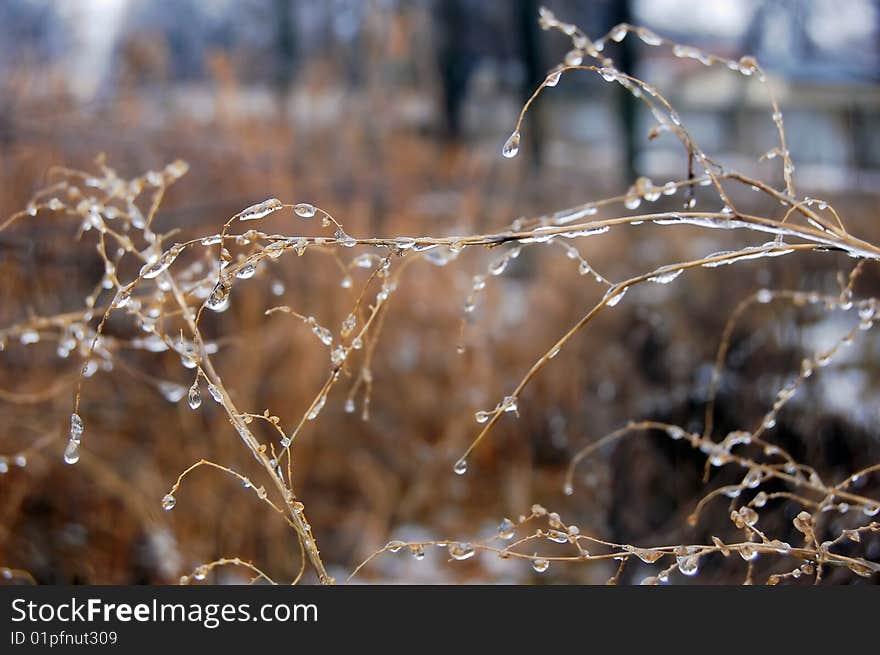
[517,0,544,166]
[434,0,470,141]
[274,0,296,105]
[609,0,637,183]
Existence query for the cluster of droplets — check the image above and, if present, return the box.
[64,413,84,464]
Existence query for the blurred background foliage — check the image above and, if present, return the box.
[0,0,878,584]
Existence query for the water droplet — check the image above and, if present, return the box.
[648,268,682,284]
[140,245,182,279]
[187,383,201,409]
[677,553,700,576]
[387,540,405,553]
[448,542,476,560]
[532,558,550,573]
[307,394,327,420]
[609,24,627,42]
[237,198,283,222]
[207,383,223,403]
[344,398,356,414]
[502,131,521,158]
[333,228,356,248]
[453,459,468,475]
[638,28,662,46]
[206,282,231,312]
[161,494,176,511]
[474,410,491,424]
[738,544,758,561]
[498,518,516,540]
[294,203,316,218]
[564,49,583,66]
[545,69,562,87]
[63,440,80,464]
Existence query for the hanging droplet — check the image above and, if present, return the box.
[453,459,468,475]
[187,383,201,409]
[638,28,662,46]
[307,394,327,420]
[206,282,231,312]
[447,542,476,560]
[501,396,518,413]
[294,203,316,218]
[207,383,223,403]
[532,558,550,573]
[63,440,80,465]
[474,410,491,424]
[237,198,283,222]
[677,553,700,576]
[140,245,182,279]
[502,131,521,158]
[161,494,176,511]
[545,69,562,87]
[738,544,758,561]
[609,23,627,42]
[334,228,357,248]
[236,263,257,279]
[648,269,682,284]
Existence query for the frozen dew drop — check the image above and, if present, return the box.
[70,413,84,441]
[564,49,583,66]
[502,131,521,158]
[677,554,700,576]
[545,69,562,87]
[161,494,176,511]
[603,286,627,307]
[609,23,627,42]
[334,228,357,248]
[294,203,316,218]
[532,558,550,573]
[63,440,80,464]
[453,459,468,475]
[738,544,758,561]
[474,410,491,424]
[187,383,201,409]
[140,245,182,279]
[648,268,682,284]
[206,282,231,312]
[498,518,516,540]
[307,394,327,421]
[238,198,283,222]
[207,383,223,403]
[236,263,257,279]
[447,542,476,560]
[638,28,662,46]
